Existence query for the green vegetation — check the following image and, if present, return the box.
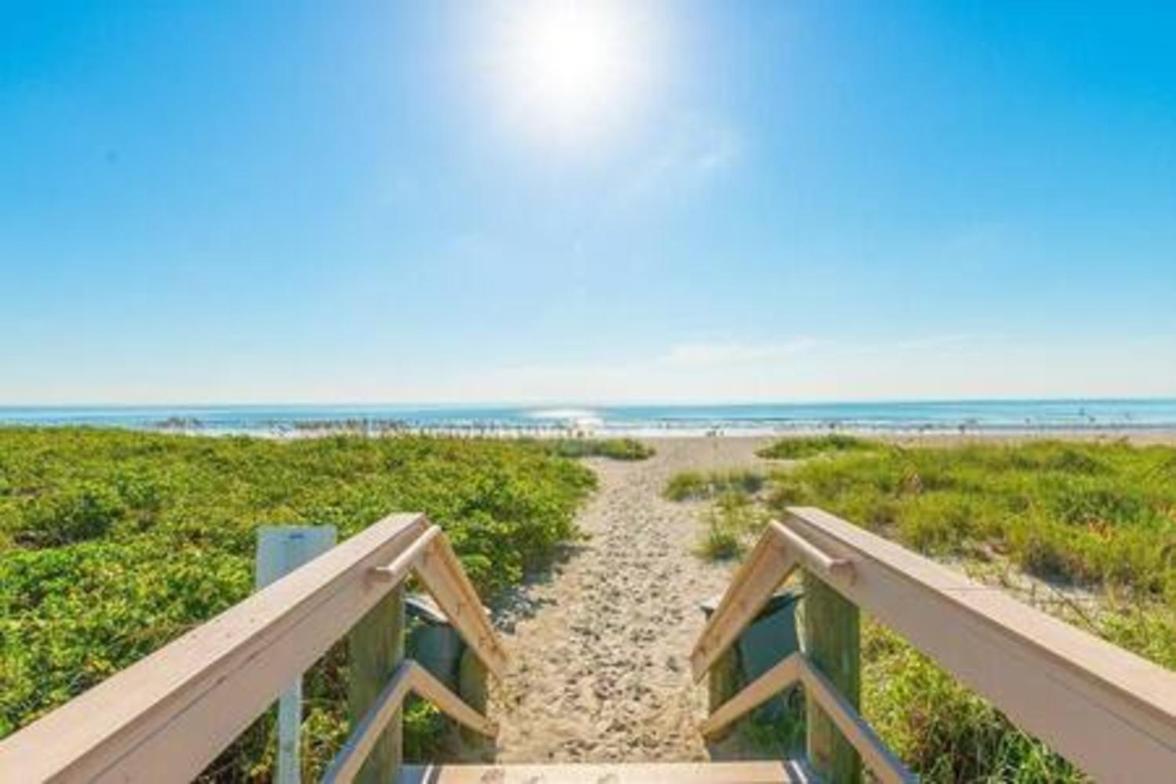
[533,437,654,461]
[862,621,1080,782]
[768,440,1176,601]
[0,428,596,778]
[776,439,1176,780]
[695,492,765,561]
[664,468,764,501]
[673,438,1176,781]
[756,433,876,460]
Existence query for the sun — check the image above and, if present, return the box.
[484,1,657,144]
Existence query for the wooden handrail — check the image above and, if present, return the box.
[0,512,508,784]
[323,661,497,784]
[797,657,911,784]
[700,653,914,784]
[701,653,802,738]
[415,530,509,680]
[690,526,798,681]
[696,507,1176,781]
[772,522,854,583]
[781,507,1176,780]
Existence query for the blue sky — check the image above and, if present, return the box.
[2,1,1174,404]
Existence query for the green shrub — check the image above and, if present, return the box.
[757,434,876,459]
[765,440,1176,601]
[531,438,654,461]
[696,516,743,560]
[20,481,126,546]
[863,622,1081,783]
[0,428,596,776]
[747,439,1176,781]
[694,492,765,561]
[664,469,764,501]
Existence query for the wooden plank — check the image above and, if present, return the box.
[773,522,854,583]
[803,570,861,784]
[798,657,914,784]
[348,583,405,784]
[406,660,498,738]
[701,651,914,784]
[370,525,441,586]
[414,533,509,680]
[456,646,489,748]
[783,507,1176,781]
[397,760,817,784]
[701,653,803,737]
[0,512,430,784]
[325,661,497,784]
[326,661,414,784]
[691,530,798,681]
[706,641,742,740]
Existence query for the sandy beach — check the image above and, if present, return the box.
[487,437,775,763]
[484,431,1176,764]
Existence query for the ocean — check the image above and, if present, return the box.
[1,399,1175,436]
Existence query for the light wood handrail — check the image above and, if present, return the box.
[690,527,798,680]
[700,653,914,784]
[772,522,854,583]
[0,512,509,784]
[796,657,911,784]
[779,507,1176,781]
[701,653,802,738]
[415,530,509,680]
[691,505,1176,780]
[323,661,497,784]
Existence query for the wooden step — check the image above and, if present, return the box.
[399,760,816,783]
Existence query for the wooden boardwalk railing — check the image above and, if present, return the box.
[0,512,505,784]
[4,506,1174,783]
[693,507,1176,782]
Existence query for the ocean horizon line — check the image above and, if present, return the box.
[3,398,1176,437]
[2,394,1175,411]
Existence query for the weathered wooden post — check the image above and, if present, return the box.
[349,583,405,783]
[255,526,337,784]
[803,571,862,784]
[707,645,742,721]
[457,647,489,748]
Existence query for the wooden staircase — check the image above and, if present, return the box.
[1,508,1174,783]
[399,761,814,783]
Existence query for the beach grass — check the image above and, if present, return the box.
[664,468,764,501]
[532,437,654,461]
[0,428,596,778]
[673,437,1176,781]
[765,439,1176,601]
[694,491,765,560]
[756,433,876,460]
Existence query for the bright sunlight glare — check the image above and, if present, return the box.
[483,0,659,145]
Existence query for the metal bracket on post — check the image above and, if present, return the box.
[255,525,338,784]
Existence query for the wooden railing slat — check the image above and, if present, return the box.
[324,661,497,784]
[328,661,415,784]
[691,530,798,681]
[407,660,499,738]
[783,507,1176,782]
[701,651,915,783]
[700,653,802,737]
[415,533,509,680]
[797,657,914,784]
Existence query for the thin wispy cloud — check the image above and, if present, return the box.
[613,116,742,207]
[660,338,819,367]
[892,333,990,351]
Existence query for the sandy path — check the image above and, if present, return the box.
[487,437,773,763]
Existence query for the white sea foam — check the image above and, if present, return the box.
[526,408,602,422]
